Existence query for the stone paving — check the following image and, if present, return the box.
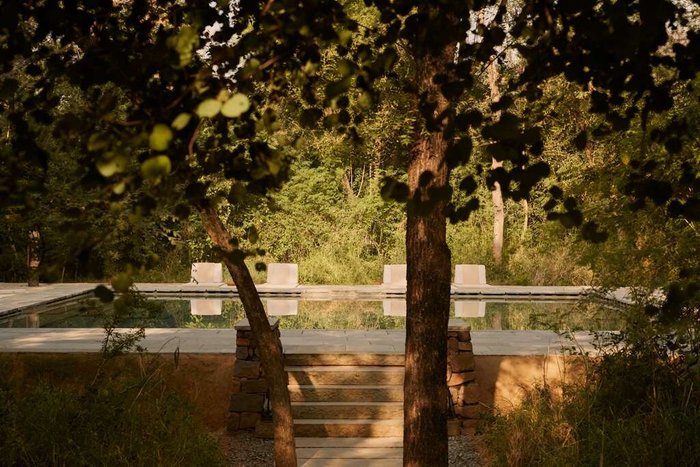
[0,282,629,318]
[0,283,96,316]
[0,327,600,355]
[0,282,612,355]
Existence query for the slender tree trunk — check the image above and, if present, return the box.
[487,56,505,265]
[198,203,297,467]
[520,199,529,242]
[491,164,505,264]
[358,165,366,196]
[27,226,41,287]
[403,34,455,467]
[342,171,355,198]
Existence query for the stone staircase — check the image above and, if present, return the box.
[285,352,405,466]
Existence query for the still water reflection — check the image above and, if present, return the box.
[0,296,623,331]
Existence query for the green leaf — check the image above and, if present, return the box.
[221,93,250,118]
[141,155,172,179]
[111,273,133,294]
[0,78,19,99]
[358,91,373,109]
[267,157,281,176]
[171,113,191,130]
[380,178,409,202]
[445,137,472,168]
[301,108,323,128]
[337,29,353,47]
[573,130,588,150]
[149,124,173,151]
[196,99,222,118]
[325,78,351,100]
[247,226,259,244]
[113,181,126,195]
[167,26,200,68]
[94,285,115,303]
[96,153,127,178]
[174,204,191,219]
[87,133,109,152]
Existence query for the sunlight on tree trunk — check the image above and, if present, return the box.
[520,199,529,242]
[403,36,454,467]
[198,204,297,467]
[487,56,505,265]
[491,164,505,264]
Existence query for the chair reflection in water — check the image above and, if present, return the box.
[266,299,299,316]
[190,299,223,316]
[454,300,486,317]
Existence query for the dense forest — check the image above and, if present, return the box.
[1,0,699,465]
[2,36,698,291]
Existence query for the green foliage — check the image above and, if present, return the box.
[279,301,405,330]
[2,2,696,465]
[484,301,700,466]
[1,0,696,294]
[0,289,225,465]
[0,364,224,467]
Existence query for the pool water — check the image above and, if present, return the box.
[0,295,624,331]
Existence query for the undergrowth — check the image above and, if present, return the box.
[0,371,225,466]
[0,290,225,466]
[483,296,700,467]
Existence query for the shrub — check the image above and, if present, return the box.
[0,363,225,467]
[483,301,700,467]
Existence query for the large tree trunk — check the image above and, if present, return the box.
[487,57,505,265]
[198,203,297,467]
[403,36,455,467]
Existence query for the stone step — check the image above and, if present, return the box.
[292,402,403,419]
[294,419,404,437]
[286,365,405,386]
[295,437,403,448]
[285,353,405,367]
[288,385,404,402]
[297,447,403,459]
[298,459,401,467]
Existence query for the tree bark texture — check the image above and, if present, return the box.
[403,38,455,467]
[198,204,297,467]
[487,59,505,264]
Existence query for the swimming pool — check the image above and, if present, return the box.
[0,294,624,331]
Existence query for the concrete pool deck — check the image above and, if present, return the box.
[0,283,97,316]
[0,327,602,355]
[0,281,619,355]
[0,282,612,467]
[0,281,634,317]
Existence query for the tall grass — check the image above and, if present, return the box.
[0,359,225,466]
[483,304,700,466]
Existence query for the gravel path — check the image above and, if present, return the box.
[449,435,484,466]
[218,431,274,466]
[218,431,483,466]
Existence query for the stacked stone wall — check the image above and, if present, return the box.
[447,322,480,435]
[227,318,279,431]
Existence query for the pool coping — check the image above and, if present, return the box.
[0,282,627,355]
[0,328,606,356]
[0,282,634,318]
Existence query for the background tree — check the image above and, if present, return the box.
[2,1,698,466]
